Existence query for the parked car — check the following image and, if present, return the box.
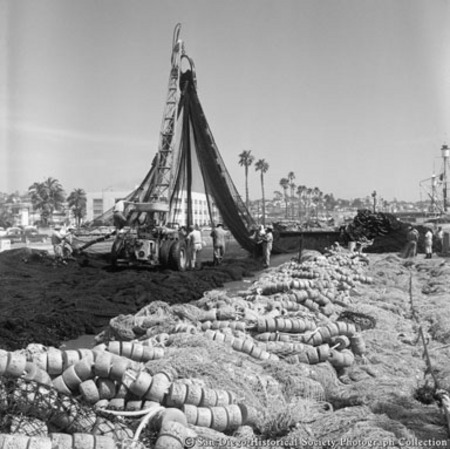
[23,228,49,243]
[1,226,48,244]
[2,227,24,243]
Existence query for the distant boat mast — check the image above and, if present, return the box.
[442,144,449,212]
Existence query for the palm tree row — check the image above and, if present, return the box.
[238,150,270,225]
[28,177,87,226]
[278,172,337,221]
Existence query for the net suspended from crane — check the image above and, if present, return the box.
[169,69,259,253]
[94,24,299,255]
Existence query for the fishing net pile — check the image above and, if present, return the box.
[341,210,409,253]
[1,246,448,447]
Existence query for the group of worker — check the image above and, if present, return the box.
[112,198,274,269]
[51,224,76,264]
[403,225,444,259]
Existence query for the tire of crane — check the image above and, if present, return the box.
[169,240,187,272]
[159,239,172,268]
[110,237,124,267]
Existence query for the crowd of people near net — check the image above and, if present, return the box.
[49,198,275,268]
[403,224,444,259]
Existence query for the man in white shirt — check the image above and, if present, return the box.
[188,224,203,269]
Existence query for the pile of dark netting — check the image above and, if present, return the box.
[342,209,421,253]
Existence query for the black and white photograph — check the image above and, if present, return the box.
[1,0,450,446]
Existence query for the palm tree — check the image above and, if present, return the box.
[323,193,336,217]
[287,172,296,219]
[305,187,313,218]
[238,150,255,209]
[296,185,307,220]
[255,159,269,226]
[29,177,65,226]
[279,178,289,218]
[371,190,377,213]
[67,188,87,226]
[312,187,323,218]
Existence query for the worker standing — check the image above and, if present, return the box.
[262,225,274,268]
[113,199,130,231]
[51,225,75,264]
[210,223,227,265]
[403,225,419,258]
[188,224,203,269]
[424,227,433,259]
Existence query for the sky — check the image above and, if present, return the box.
[1,0,450,202]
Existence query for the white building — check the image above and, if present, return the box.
[86,189,221,226]
[85,190,130,222]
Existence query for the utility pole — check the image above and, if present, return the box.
[442,144,449,212]
[371,190,377,213]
